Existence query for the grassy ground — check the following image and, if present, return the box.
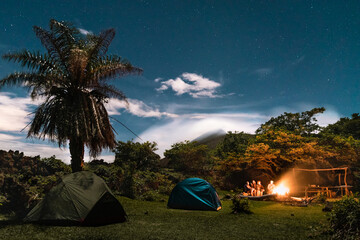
[0,197,331,240]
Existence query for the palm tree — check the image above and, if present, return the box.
[0,19,142,172]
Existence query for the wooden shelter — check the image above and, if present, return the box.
[291,167,351,198]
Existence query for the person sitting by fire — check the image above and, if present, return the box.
[267,180,275,194]
[243,181,252,194]
[250,180,257,196]
[256,181,265,196]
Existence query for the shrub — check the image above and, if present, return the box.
[117,170,175,200]
[121,172,136,199]
[314,192,327,204]
[40,156,71,175]
[0,176,30,217]
[140,190,168,202]
[231,195,252,214]
[330,195,360,240]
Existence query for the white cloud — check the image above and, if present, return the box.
[106,98,178,118]
[183,112,267,120]
[0,133,21,141]
[156,73,222,98]
[316,108,341,127]
[78,28,92,35]
[0,92,40,132]
[154,77,162,83]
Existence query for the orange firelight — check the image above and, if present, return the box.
[273,183,290,196]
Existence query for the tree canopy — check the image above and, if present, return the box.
[256,107,325,136]
[114,141,160,172]
[322,113,360,140]
[164,141,210,174]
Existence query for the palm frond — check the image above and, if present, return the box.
[0,72,66,100]
[88,28,115,58]
[2,50,60,73]
[90,55,142,83]
[87,100,116,157]
[33,26,64,62]
[1,72,49,88]
[49,19,78,45]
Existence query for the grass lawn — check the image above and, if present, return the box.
[0,197,331,240]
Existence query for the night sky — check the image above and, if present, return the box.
[0,1,359,162]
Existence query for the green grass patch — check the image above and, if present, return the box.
[0,197,330,240]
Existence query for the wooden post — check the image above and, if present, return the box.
[344,168,348,195]
[292,168,297,193]
[339,174,343,196]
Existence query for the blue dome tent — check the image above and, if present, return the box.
[167,178,222,211]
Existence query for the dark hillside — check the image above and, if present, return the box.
[192,130,226,149]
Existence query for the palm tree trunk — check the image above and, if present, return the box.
[69,138,84,172]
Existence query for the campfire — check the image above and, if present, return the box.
[273,183,290,196]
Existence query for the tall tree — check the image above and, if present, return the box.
[0,19,142,172]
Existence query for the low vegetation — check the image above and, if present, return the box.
[231,195,252,214]
[0,197,331,240]
[330,195,360,240]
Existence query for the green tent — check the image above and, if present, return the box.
[167,178,222,211]
[24,171,127,225]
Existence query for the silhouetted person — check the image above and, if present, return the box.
[250,180,257,196]
[244,181,251,194]
[257,181,265,196]
[267,180,275,194]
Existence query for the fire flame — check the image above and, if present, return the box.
[273,183,289,196]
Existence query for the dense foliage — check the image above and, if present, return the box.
[164,141,210,175]
[256,107,325,135]
[0,151,70,216]
[330,195,360,240]
[114,141,160,171]
[323,113,360,140]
